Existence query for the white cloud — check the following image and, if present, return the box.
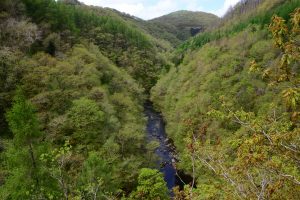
[178,0,204,12]
[141,0,179,19]
[211,0,241,17]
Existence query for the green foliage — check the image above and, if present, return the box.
[2,0,299,199]
[149,10,218,45]
[19,0,169,90]
[0,0,168,198]
[0,39,155,198]
[0,143,36,200]
[126,168,169,200]
[0,8,157,196]
[1,89,44,200]
[119,10,218,48]
[79,152,120,199]
[6,88,41,145]
[39,141,74,199]
[177,0,300,55]
[0,48,24,136]
[67,98,105,142]
[151,5,300,200]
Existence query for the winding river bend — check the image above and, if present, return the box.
[144,101,177,191]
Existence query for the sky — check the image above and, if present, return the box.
[80,0,241,20]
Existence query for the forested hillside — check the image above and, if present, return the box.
[0,0,169,199]
[117,10,219,47]
[0,0,300,199]
[149,11,219,44]
[152,0,300,199]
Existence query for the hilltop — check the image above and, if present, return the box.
[150,10,219,40]
[114,9,219,47]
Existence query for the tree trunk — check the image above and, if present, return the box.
[29,143,39,186]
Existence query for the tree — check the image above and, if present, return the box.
[79,152,119,200]
[0,47,23,136]
[67,98,105,144]
[1,88,43,199]
[6,88,41,179]
[127,168,169,200]
[0,18,40,51]
[40,141,74,200]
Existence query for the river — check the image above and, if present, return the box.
[144,101,177,191]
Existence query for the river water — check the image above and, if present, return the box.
[144,101,177,191]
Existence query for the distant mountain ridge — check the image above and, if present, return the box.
[112,9,219,47]
[149,10,219,43]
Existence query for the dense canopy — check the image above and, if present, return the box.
[0,0,299,199]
